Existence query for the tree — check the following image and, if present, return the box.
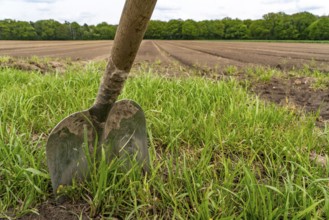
[249,19,270,39]
[262,12,301,40]
[12,21,37,40]
[55,21,71,40]
[95,22,116,40]
[291,12,318,39]
[223,18,248,39]
[0,12,326,41]
[0,19,13,39]
[262,12,284,39]
[70,22,83,40]
[182,19,199,39]
[275,15,299,40]
[165,19,183,39]
[307,17,329,40]
[207,20,225,39]
[0,19,36,40]
[33,20,59,40]
[197,20,209,39]
[145,20,166,39]
[81,23,93,40]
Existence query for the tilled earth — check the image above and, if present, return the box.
[1,40,328,71]
[252,77,329,126]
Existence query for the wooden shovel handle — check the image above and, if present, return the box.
[112,0,157,72]
[90,0,157,121]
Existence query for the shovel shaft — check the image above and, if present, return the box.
[112,0,157,72]
[90,0,157,121]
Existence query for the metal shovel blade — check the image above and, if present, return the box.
[46,110,97,194]
[102,100,150,173]
[46,100,149,194]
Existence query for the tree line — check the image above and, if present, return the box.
[0,12,328,40]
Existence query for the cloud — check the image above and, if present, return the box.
[21,0,55,3]
[153,2,182,20]
[72,12,97,24]
[298,6,322,11]
[262,0,296,4]
[36,7,51,12]
[156,6,180,12]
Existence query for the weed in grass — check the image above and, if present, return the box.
[224,65,238,76]
[286,67,329,90]
[311,78,329,90]
[245,65,283,82]
[0,56,11,63]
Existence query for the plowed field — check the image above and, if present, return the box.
[1,40,328,71]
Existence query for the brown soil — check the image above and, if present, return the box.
[252,77,329,126]
[18,199,93,220]
[1,40,328,69]
[0,41,112,61]
[0,57,68,73]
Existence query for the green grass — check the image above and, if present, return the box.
[0,62,329,219]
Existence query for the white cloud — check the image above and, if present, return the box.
[24,0,55,2]
[0,0,328,24]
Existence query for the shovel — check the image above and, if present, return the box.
[46,0,157,194]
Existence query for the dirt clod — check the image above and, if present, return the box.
[18,199,92,220]
[0,57,68,74]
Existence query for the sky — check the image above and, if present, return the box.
[0,0,328,25]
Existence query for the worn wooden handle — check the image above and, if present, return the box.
[90,0,157,121]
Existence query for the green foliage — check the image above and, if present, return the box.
[182,19,199,39]
[144,20,167,39]
[291,12,317,39]
[276,15,299,40]
[0,19,116,40]
[94,22,116,40]
[196,20,224,39]
[223,18,249,39]
[34,19,61,40]
[262,12,300,40]
[0,19,36,40]
[0,12,328,40]
[307,17,329,40]
[250,20,270,39]
[166,19,183,39]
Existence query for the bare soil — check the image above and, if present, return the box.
[252,77,329,126]
[1,40,328,71]
[18,199,91,220]
[166,41,329,72]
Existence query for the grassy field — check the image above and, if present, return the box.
[0,60,329,219]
